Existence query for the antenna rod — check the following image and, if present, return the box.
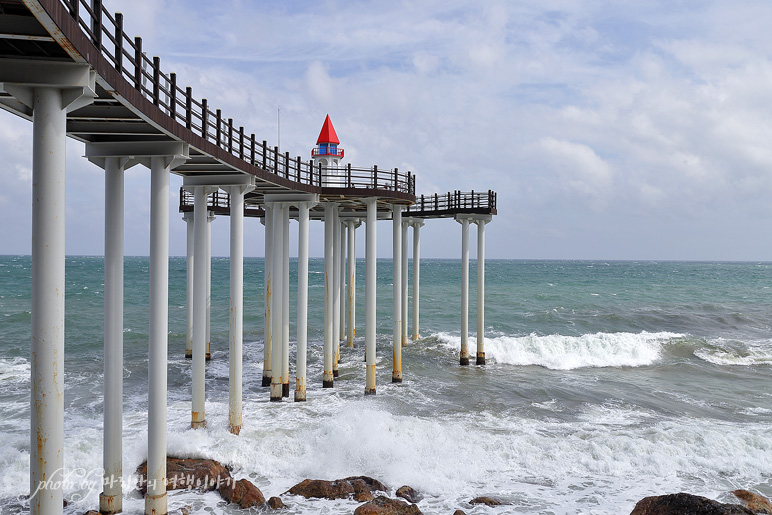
[277,106,281,150]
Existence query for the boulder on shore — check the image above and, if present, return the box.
[135,457,265,509]
[470,496,502,506]
[733,490,772,514]
[136,457,230,495]
[353,495,423,515]
[219,477,266,508]
[630,493,755,515]
[396,485,421,503]
[287,476,387,502]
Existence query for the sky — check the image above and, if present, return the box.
[3,0,772,260]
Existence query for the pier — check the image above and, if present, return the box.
[0,1,497,514]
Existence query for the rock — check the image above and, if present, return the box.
[267,496,286,509]
[396,485,421,503]
[353,495,423,515]
[136,457,230,495]
[453,511,467,515]
[470,496,502,506]
[733,490,772,514]
[288,476,387,501]
[179,506,192,515]
[136,457,264,508]
[82,511,100,515]
[630,493,755,515]
[344,476,389,493]
[219,477,266,509]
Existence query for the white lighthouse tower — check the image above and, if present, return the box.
[312,114,344,186]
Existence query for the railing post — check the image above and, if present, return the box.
[152,56,160,106]
[70,0,79,19]
[347,163,352,188]
[420,194,424,211]
[393,168,398,191]
[114,12,123,72]
[228,118,234,153]
[262,140,267,169]
[169,73,177,119]
[296,156,301,182]
[92,0,102,50]
[471,189,475,208]
[273,146,278,173]
[215,109,222,147]
[238,126,244,159]
[435,193,438,210]
[407,171,411,194]
[201,99,208,139]
[318,162,322,187]
[133,37,142,90]
[285,151,290,177]
[250,134,256,165]
[185,87,192,129]
[373,165,378,188]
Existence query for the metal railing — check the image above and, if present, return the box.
[312,147,345,158]
[179,188,264,217]
[405,190,497,214]
[57,0,413,197]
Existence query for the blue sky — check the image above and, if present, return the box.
[3,0,772,259]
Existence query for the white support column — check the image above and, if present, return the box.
[101,156,127,514]
[228,186,246,434]
[401,219,409,346]
[411,220,424,340]
[332,208,341,378]
[323,203,336,388]
[475,218,490,365]
[392,205,403,383]
[458,217,470,366]
[346,221,357,347]
[270,203,285,401]
[191,187,208,428]
[339,220,347,343]
[29,87,67,515]
[282,204,290,398]
[206,211,213,360]
[146,156,170,515]
[262,207,273,387]
[365,198,378,395]
[184,212,194,359]
[5,61,95,515]
[295,202,311,402]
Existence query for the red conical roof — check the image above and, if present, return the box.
[316,114,340,145]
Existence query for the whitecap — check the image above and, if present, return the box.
[435,331,680,370]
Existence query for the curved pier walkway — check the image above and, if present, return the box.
[0,1,497,514]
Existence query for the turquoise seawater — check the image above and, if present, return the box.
[1,256,771,514]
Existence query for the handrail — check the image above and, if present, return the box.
[55,0,414,198]
[405,190,497,214]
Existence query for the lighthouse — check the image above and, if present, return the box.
[312,114,344,186]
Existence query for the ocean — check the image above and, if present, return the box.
[1,256,771,514]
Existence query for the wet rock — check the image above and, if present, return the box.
[136,457,265,508]
[219,478,266,509]
[630,493,755,515]
[396,485,421,503]
[82,511,100,515]
[353,495,423,515]
[733,490,772,514]
[452,511,467,515]
[345,476,389,493]
[470,496,502,506]
[136,457,230,495]
[288,476,387,501]
[267,496,286,509]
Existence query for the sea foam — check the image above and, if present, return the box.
[437,331,681,369]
